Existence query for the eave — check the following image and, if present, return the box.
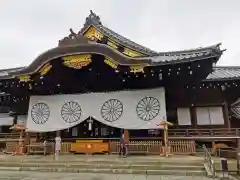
[6,39,222,77]
[0,11,224,79]
[204,66,240,81]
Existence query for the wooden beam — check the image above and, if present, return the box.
[237,138,240,175]
[222,102,230,129]
[190,106,197,128]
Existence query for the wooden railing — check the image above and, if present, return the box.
[169,140,195,154]
[168,128,240,137]
[61,142,71,154]
[0,128,239,141]
[109,140,196,155]
[0,133,21,141]
[203,144,216,178]
[109,140,163,154]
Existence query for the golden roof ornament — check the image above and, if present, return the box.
[58,28,89,47]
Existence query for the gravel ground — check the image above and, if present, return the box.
[0,171,212,180]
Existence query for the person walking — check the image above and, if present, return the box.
[119,132,126,157]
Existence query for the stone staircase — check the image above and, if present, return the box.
[0,155,206,176]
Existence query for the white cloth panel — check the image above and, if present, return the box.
[196,107,211,125]
[196,106,224,125]
[26,88,166,132]
[0,113,13,126]
[177,108,191,125]
[17,115,27,126]
[208,107,224,125]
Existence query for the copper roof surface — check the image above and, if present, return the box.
[0,11,224,78]
[206,66,240,80]
[79,10,158,56]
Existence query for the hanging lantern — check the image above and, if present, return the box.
[87,117,93,131]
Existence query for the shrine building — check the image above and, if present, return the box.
[0,11,240,154]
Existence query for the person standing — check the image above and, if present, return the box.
[55,131,61,160]
[119,133,126,157]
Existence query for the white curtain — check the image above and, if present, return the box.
[26,88,167,132]
[196,107,210,125]
[196,106,224,125]
[0,113,13,126]
[17,115,27,126]
[177,108,191,125]
[208,107,224,125]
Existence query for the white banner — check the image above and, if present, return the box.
[26,88,166,132]
[0,114,13,126]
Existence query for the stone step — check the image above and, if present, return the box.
[0,159,204,166]
[0,166,206,176]
[0,162,204,171]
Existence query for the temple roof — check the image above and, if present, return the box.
[79,10,158,56]
[0,66,239,81]
[69,10,223,59]
[206,66,240,81]
[0,11,224,77]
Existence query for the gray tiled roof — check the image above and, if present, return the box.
[206,66,240,80]
[0,67,25,79]
[79,11,158,56]
[79,11,223,60]
[143,44,221,64]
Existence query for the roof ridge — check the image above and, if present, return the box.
[98,24,158,53]
[78,10,158,55]
[214,66,240,69]
[154,43,222,56]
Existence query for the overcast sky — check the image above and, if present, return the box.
[0,0,239,69]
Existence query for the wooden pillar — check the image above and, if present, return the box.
[123,129,129,144]
[237,138,240,175]
[222,102,230,129]
[190,107,197,128]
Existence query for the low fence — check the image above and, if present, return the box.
[109,140,162,154]
[109,140,196,155]
[61,142,71,154]
[169,140,195,154]
[4,139,196,155]
[5,141,18,154]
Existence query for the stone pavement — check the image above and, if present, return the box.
[0,171,212,180]
[0,154,205,162]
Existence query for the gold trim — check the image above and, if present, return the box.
[104,57,118,69]
[130,65,144,73]
[18,75,31,82]
[39,63,52,76]
[123,48,143,57]
[83,26,103,41]
[107,41,118,49]
[63,55,92,69]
